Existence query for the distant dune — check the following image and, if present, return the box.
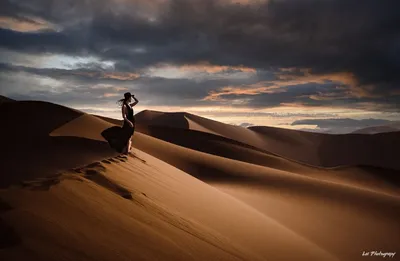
[0,99,399,261]
[135,110,400,171]
[0,95,15,104]
[353,122,400,134]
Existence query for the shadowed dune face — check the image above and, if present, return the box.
[136,110,189,129]
[0,101,118,188]
[250,126,400,170]
[317,132,400,170]
[0,95,15,105]
[353,121,400,134]
[0,101,82,136]
[128,121,400,261]
[135,125,313,174]
[0,217,21,249]
[353,126,400,134]
[131,111,400,191]
[132,131,400,195]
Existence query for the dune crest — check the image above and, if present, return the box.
[1,99,399,261]
[136,110,400,170]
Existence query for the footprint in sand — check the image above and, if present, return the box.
[20,176,62,191]
[80,164,133,200]
[101,159,112,164]
[127,152,147,163]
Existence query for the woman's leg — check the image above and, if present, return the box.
[128,138,132,153]
[128,127,134,153]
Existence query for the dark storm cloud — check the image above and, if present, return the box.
[207,80,400,112]
[0,62,138,83]
[0,0,105,24]
[216,82,347,107]
[3,60,399,111]
[0,63,241,107]
[0,60,274,106]
[1,0,400,116]
[1,0,399,95]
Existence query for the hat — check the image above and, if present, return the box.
[124,92,132,100]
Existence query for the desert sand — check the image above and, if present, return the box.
[0,99,399,261]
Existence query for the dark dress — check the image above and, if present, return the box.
[122,102,135,139]
[101,102,135,153]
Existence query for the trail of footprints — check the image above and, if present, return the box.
[19,154,148,201]
[1,153,223,253]
[0,154,148,250]
[75,156,133,200]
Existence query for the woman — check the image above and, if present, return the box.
[117,92,139,155]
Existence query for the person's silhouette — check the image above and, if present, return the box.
[117,92,139,154]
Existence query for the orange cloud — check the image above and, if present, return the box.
[100,72,140,80]
[180,62,256,74]
[103,93,120,98]
[114,87,129,91]
[150,62,257,75]
[0,16,56,32]
[278,68,384,99]
[204,83,286,101]
[203,70,365,101]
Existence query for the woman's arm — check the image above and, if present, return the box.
[130,95,139,107]
[122,104,134,127]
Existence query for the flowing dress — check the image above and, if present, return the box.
[101,102,135,153]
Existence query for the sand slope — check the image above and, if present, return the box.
[1,100,399,261]
[0,95,15,105]
[0,101,118,188]
[135,110,400,170]
[2,149,352,261]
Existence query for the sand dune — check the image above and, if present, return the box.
[249,125,400,170]
[1,99,399,261]
[136,110,400,170]
[135,131,399,195]
[353,122,400,134]
[0,101,118,188]
[133,111,400,190]
[0,95,15,104]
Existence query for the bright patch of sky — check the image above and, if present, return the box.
[37,77,65,91]
[38,55,115,70]
[143,65,256,80]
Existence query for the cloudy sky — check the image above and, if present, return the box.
[1,0,400,133]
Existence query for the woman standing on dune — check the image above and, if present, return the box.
[118,92,139,155]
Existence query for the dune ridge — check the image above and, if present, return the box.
[136,110,400,170]
[1,99,399,261]
[0,101,118,188]
[1,151,342,261]
[0,95,15,104]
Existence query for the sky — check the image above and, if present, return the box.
[1,0,400,133]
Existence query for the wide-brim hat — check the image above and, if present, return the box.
[124,92,132,99]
